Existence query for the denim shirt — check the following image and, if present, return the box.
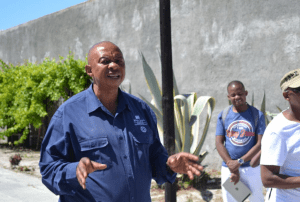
[39,84,176,202]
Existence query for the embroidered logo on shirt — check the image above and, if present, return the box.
[226,120,254,146]
[140,126,147,133]
[134,115,147,126]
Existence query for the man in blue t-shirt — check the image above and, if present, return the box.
[215,80,265,202]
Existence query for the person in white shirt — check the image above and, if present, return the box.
[261,68,300,202]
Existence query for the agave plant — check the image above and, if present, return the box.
[139,52,215,157]
[253,92,269,125]
[250,92,282,125]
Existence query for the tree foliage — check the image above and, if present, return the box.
[0,53,90,145]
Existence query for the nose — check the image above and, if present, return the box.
[108,61,118,70]
[233,95,241,101]
[235,94,241,99]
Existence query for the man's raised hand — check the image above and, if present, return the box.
[76,157,107,189]
[167,152,204,180]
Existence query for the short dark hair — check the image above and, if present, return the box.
[227,80,245,91]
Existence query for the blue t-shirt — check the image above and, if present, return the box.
[215,105,265,167]
[39,84,176,202]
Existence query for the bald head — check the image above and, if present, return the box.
[87,41,123,65]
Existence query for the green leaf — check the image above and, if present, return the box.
[139,52,162,114]
[190,96,215,155]
[174,95,191,152]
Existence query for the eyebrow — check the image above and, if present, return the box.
[99,55,123,59]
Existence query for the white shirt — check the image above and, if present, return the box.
[261,112,300,202]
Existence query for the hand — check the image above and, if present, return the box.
[230,171,240,185]
[167,152,204,180]
[76,157,107,189]
[226,160,240,173]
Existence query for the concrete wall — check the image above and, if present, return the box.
[1,0,299,167]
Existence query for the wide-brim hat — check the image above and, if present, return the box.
[280,69,300,92]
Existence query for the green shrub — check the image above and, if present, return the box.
[0,53,90,145]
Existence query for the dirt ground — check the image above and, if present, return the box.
[0,143,244,202]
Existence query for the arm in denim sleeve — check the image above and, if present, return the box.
[147,108,177,185]
[39,110,80,196]
[150,135,177,185]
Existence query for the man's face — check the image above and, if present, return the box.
[285,87,300,109]
[87,42,125,90]
[227,83,248,108]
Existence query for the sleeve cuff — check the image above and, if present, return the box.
[65,162,81,193]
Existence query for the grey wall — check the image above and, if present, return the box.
[1,0,299,168]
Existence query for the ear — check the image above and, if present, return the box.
[85,64,93,77]
[283,91,289,101]
[245,90,248,96]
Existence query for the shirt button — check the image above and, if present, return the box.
[124,155,127,159]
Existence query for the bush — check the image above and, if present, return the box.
[0,53,91,145]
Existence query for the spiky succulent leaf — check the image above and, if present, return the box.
[174,95,191,152]
[190,96,215,155]
[139,52,162,113]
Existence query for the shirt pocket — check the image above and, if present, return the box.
[79,137,112,169]
[129,126,152,167]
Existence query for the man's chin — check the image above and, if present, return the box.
[233,103,246,108]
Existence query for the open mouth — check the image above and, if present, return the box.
[107,74,120,79]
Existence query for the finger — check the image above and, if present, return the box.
[182,152,199,162]
[189,162,204,172]
[80,157,91,176]
[76,167,87,189]
[80,177,87,189]
[91,161,107,171]
[230,178,237,184]
[187,170,194,180]
[189,165,201,176]
[78,163,88,178]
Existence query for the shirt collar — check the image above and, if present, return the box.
[86,84,131,114]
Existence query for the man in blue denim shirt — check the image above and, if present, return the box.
[39,41,203,202]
